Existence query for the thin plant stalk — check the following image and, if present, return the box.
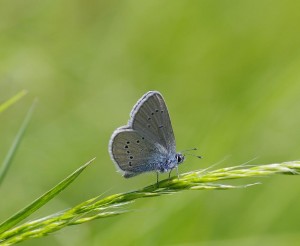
[0,160,299,245]
[0,90,27,114]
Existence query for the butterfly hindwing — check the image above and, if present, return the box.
[109,128,167,177]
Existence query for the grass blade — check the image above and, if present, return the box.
[1,161,299,245]
[0,99,37,186]
[0,90,28,114]
[0,157,95,235]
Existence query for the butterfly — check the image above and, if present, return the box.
[109,91,198,183]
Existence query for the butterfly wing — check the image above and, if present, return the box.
[109,91,176,178]
[129,91,176,153]
[109,128,167,177]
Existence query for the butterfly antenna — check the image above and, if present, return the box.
[181,148,202,158]
[181,147,198,153]
[184,153,202,159]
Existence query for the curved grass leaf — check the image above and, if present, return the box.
[0,157,95,235]
[0,160,299,245]
[0,99,37,185]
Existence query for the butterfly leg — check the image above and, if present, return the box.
[176,166,179,179]
[168,169,172,179]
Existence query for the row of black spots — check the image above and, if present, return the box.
[150,109,164,115]
[124,137,144,149]
[148,109,165,128]
[128,155,134,167]
[124,140,138,149]
[124,141,130,149]
[147,113,153,129]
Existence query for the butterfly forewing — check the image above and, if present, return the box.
[110,128,167,177]
[129,91,176,153]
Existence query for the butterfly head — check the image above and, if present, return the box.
[175,153,185,164]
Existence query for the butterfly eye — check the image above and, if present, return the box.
[176,154,184,164]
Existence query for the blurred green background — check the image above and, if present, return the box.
[1,1,300,245]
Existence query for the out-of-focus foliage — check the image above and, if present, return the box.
[1,1,300,245]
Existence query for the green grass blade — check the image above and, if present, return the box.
[0,157,95,235]
[0,161,299,245]
[0,99,37,186]
[0,90,28,114]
